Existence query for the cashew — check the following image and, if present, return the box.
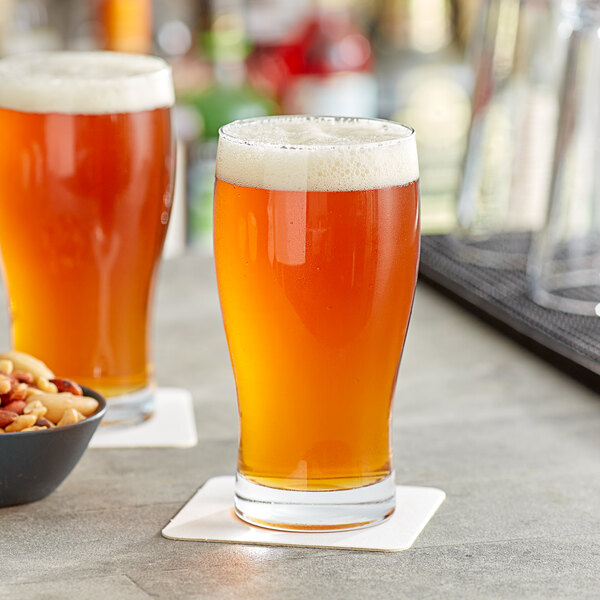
[25,386,42,398]
[11,382,28,400]
[57,408,85,426]
[0,350,54,380]
[35,392,98,423]
[0,359,13,374]
[36,377,58,394]
[5,413,37,432]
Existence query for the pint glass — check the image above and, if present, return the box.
[0,52,175,424]
[214,116,420,531]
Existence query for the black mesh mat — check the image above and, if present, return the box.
[419,235,600,390]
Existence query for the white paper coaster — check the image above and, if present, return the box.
[90,387,197,448]
[162,476,445,552]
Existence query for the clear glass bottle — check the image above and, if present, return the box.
[454,0,560,266]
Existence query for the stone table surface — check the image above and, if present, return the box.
[1,253,599,600]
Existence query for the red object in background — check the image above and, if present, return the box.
[248,9,377,117]
[291,11,372,75]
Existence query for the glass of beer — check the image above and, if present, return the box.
[214,116,420,531]
[0,52,175,425]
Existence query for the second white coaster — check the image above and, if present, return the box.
[90,387,197,448]
[162,476,445,552]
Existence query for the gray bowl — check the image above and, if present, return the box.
[0,386,106,508]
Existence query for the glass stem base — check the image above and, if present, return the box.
[234,472,396,532]
[101,384,156,427]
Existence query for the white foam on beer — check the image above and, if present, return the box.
[0,52,174,114]
[217,116,419,192]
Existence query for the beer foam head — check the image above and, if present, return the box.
[0,52,174,114]
[217,116,419,192]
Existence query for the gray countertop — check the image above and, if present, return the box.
[2,253,599,599]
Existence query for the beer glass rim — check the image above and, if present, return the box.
[218,115,415,150]
[0,51,174,115]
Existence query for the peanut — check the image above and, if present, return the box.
[8,382,28,402]
[34,418,54,428]
[0,359,13,374]
[36,377,58,394]
[57,408,85,426]
[5,413,37,432]
[25,386,42,398]
[3,400,25,415]
[0,409,18,428]
[0,374,11,395]
[35,393,98,423]
[23,399,47,419]
[0,350,54,381]
[20,426,47,432]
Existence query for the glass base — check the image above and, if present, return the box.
[451,231,531,269]
[531,279,600,316]
[234,472,396,532]
[101,385,156,427]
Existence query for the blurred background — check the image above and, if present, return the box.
[0,0,480,255]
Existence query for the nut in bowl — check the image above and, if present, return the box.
[0,350,107,508]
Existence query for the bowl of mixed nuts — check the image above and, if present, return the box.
[0,350,106,507]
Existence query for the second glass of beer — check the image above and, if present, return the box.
[0,52,175,425]
[214,116,420,530]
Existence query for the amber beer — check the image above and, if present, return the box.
[0,52,174,423]
[214,116,420,531]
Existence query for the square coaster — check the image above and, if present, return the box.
[90,387,197,448]
[162,476,445,552]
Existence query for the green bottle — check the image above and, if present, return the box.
[182,2,276,251]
